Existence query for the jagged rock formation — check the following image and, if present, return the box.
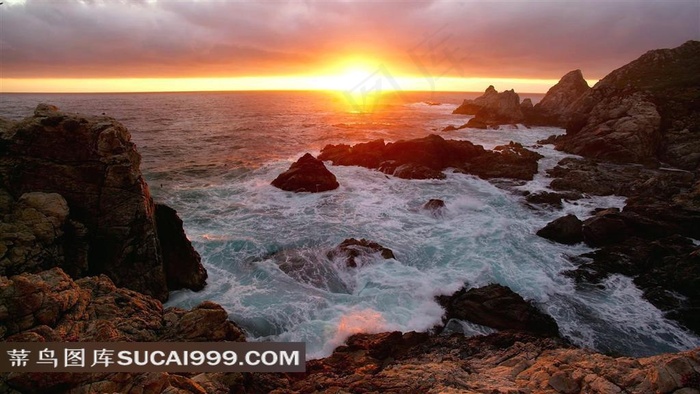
[271,153,340,192]
[0,105,206,300]
[0,268,244,393]
[530,69,591,126]
[452,85,500,115]
[318,134,543,181]
[453,86,525,128]
[554,40,700,169]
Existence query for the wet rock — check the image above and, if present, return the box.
[320,134,543,181]
[328,238,395,268]
[537,214,584,245]
[422,198,446,217]
[582,210,629,247]
[436,284,560,337]
[271,153,339,192]
[526,191,582,208]
[548,157,695,199]
[391,163,446,180]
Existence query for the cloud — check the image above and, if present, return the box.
[1,0,698,81]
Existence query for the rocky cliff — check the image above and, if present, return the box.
[555,40,700,169]
[0,105,206,300]
[530,69,591,126]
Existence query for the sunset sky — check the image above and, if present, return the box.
[1,0,698,93]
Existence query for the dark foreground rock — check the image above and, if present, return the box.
[422,198,446,216]
[249,331,700,394]
[0,105,206,301]
[271,153,339,192]
[554,40,700,170]
[437,284,560,337]
[319,134,543,181]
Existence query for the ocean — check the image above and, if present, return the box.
[2,91,698,358]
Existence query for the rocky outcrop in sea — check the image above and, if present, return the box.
[271,153,340,192]
[318,134,543,181]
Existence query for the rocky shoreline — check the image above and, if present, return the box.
[2,40,700,394]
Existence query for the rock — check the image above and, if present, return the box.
[442,125,457,131]
[565,235,700,335]
[246,330,700,394]
[529,69,591,126]
[521,98,534,110]
[1,268,244,393]
[436,284,560,337]
[321,134,544,181]
[547,157,695,199]
[155,204,207,291]
[452,85,499,115]
[555,40,700,170]
[0,105,204,301]
[328,238,395,268]
[466,141,544,180]
[582,210,629,247]
[526,191,582,208]
[391,163,446,179]
[0,190,83,277]
[422,198,446,216]
[537,214,584,245]
[454,86,526,127]
[271,153,339,192]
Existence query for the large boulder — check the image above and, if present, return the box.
[0,105,205,300]
[529,69,591,126]
[319,134,543,181]
[555,40,700,170]
[271,153,339,192]
[436,284,560,337]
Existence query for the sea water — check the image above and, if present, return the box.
[2,91,698,358]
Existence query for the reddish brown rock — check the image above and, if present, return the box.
[271,153,339,192]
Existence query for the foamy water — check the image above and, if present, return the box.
[1,91,698,358]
